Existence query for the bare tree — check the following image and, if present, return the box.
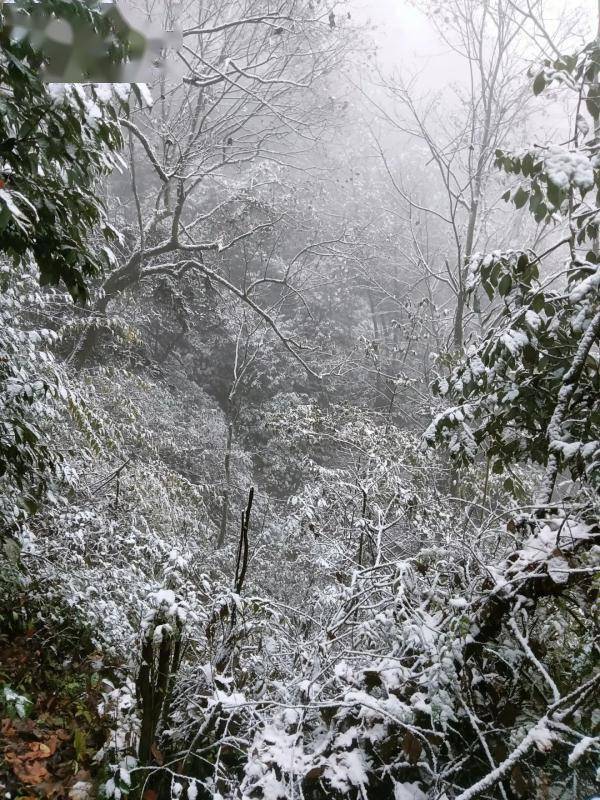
[70,0,354,373]
[365,0,535,351]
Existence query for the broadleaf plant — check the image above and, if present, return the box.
[0,0,134,302]
[425,40,600,503]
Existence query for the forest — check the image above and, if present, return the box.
[0,0,599,798]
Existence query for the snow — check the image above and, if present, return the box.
[410,692,432,715]
[394,781,427,800]
[2,686,32,718]
[135,83,154,107]
[568,735,598,766]
[500,329,529,356]
[524,310,541,330]
[469,355,486,378]
[530,720,554,752]
[187,783,198,800]
[68,780,93,800]
[323,749,370,793]
[84,99,103,127]
[93,84,113,103]
[570,264,600,303]
[503,518,596,583]
[582,440,599,459]
[152,622,173,644]
[153,588,176,606]
[550,440,581,460]
[213,689,246,708]
[544,146,594,192]
[47,83,68,103]
[112,84,132,102]
[546,556,569,584]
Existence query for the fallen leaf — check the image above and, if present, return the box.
[11,718,36,735]
[1,718,16,736]
[72,769,92,782]
[11,757,50,785]
[21,737,57,760]
[37,781,65,798]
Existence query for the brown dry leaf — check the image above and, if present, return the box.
[304,766,325,782]
[44,694,59,713]
[37,780,66,799]
[402,730,423,765]
[510,764,531,797]
[142,790,159,800]
[10,718,36,735]
[11,757,50,785]
[24,743,51,760]
[21,738,57,761]
[71,769,92,782]
[1,718,16,737]
[150,741,164,765]
[537,771,551,800]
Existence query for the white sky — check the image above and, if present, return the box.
[350,0,599,86]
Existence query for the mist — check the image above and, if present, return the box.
[0,1,599,798]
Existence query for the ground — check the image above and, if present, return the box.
[0,625,110,800]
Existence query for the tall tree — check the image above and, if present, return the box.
[70,0,354,369]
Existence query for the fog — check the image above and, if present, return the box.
[1,1,599,798]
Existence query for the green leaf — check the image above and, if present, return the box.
[1,686,33,720]
[73,728,88,762]
[533,201,548,223]
[522,343,539,366]
[531,293,545,312]
[2,537,21,565]
[586,85,600,119]
[499,273,512,296]
[514,187,529,209]
[533,72,546,95]
[547,180,563,209]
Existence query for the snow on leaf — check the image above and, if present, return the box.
[323,748,370,793]
[544,146,594,191]
[568,735,598,766]
[570,264,600,303]
[394,781,427,800]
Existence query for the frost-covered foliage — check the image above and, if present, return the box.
[2,5,599,800]
[426,52,600,496]
[0,0,140,299]
[425,247,600,491]
[16,369,232,659]
[0,263,75,527]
